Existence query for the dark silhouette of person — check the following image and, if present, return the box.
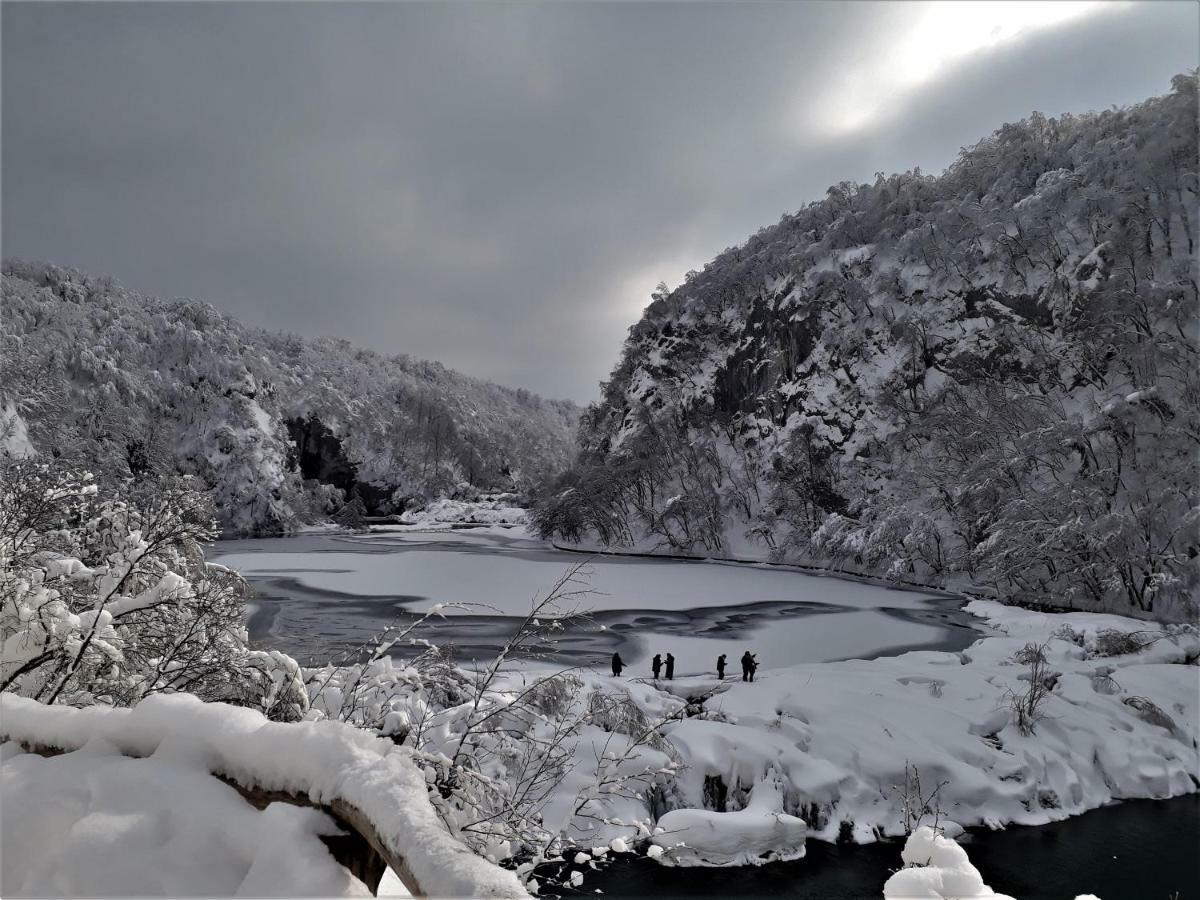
[665,653,675,680]
[741,651,757,682]
[652,653,662,680]
[611,652,624,677]
[716,654,727,679]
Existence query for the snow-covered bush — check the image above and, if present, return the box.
[1005,641,1058,735]
[301,565,683,889]
[0,460,306,718]
[1091,628,1150,657]
[890,762,950,837]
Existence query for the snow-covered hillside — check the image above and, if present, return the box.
[0,261,578,534]
[534,75,1199,619]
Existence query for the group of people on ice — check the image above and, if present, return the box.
[609,650,758,681]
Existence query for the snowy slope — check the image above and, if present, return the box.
[590,602,1198,863]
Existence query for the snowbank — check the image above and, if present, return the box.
[624,602,1197,861]
[0,693,528,899]
[652,772,806,866]
[397,497,527,529]
[1,740,370,897]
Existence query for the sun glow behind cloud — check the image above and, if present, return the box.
[610,253,710,323]
[808,1,1122,137]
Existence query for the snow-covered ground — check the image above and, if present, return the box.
[574,601,1198,861]
[211,528,971,670]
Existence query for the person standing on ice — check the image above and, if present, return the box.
[716,654,727,679]
[741,651,757,682]
[665,653,675,680]
[652,653,663,680]
[611,652,624,677]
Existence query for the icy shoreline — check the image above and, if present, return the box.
[586,600,1200,865]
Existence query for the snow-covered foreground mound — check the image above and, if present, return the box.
[630,602,1198,864]
[1,740,371,897]
[0,693,527,899]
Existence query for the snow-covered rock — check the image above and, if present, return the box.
[881,826,1106,900]
[882,826,1014,899]
[652,771,806,866]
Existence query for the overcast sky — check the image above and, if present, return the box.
[4,2,1197,402]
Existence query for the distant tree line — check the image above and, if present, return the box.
[0,262,580,534]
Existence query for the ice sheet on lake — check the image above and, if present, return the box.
[212,530,974,670]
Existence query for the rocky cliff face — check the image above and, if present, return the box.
[1,262,579,534]
[535,76,1199,618]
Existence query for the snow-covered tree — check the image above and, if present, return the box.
[0,460,306,717]
[0,261,580,535]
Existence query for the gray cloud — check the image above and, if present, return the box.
[4,1,1196,402]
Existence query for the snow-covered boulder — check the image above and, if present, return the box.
[882,826,1013,899]
[652,772,806,866]
[881,826,1105,900]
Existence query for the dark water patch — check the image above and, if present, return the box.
[579,795,1199,900]
[962,795,1200,900]
[242,580,978,671]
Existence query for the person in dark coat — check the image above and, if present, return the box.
[741,651,757,682]
[716,654,727,679]
[652,653,663,680]
[611,652,624,677]
[665,653,676,680]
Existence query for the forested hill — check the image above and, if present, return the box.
[1,261,579,534]
[534,75,1199,619]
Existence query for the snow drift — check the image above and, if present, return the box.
[0,693,528,899]
[620,601,1198,863]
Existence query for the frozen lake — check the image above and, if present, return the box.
[211,527,979,674]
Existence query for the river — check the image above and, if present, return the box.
[582,795,1199,900]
